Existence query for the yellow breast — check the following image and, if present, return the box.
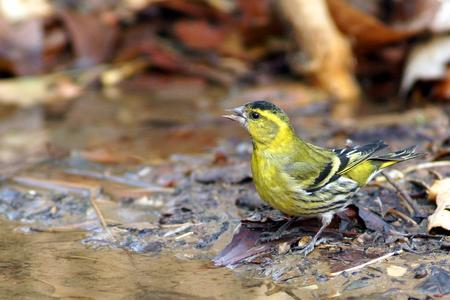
[251,151,301,216]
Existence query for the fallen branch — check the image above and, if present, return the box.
[278,0,360,117]
[329,249,403,276]
[64,169,174,193]
[381,171,420,216]
[89,195,114,239]
[385,208,418,227]
[12,176,101,197]
[402,161,450,174]
[29,220,102,233]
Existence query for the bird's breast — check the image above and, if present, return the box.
[251,151,297,214]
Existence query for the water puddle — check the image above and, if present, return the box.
[0,85,448,299]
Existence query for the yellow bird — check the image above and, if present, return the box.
[224,100,422,255]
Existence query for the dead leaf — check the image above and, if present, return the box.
[173,20,226,50]
[278,0,360,116]
[77,148,145,164]
[100,59,150,86]
[12,176,101,197]
[355,205,402,237]
[427,178,450,234]
[159,0,221,18]
[213,224,267,267]
[327,0,414,48]
[431,67,450,100]
[388,0,450,33]
[401,36,450,93]
[237,0,272,29]
[60,10,117,66]
[0,74,79,106]
[0,18,44,75]
[0,65,107,106]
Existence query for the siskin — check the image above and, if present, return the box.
[224,100,423,255]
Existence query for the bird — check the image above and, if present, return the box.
[223,100,423,255]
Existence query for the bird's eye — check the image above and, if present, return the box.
[250,112,260,119]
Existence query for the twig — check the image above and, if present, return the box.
[329,249,403,277]
[64,169,174,193]
[62,255,98,261]
[160,222,196,228]
[29,219,118,233]
[12,176,101,197]
[385,208,418,227]
[89,196,114,240]
[381,171,419,216]
[163,224,193,237]
[428,170,443,180]
[175,231,194,240]
[403,161,450,174]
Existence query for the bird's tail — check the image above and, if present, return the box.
[372,145,424,169]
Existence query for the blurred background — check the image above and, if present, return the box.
[0,1,449,299]
[0,0,449,168]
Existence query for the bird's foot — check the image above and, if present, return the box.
[298,240,316,256]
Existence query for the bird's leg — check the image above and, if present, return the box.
[259,217,299,242]
[298,213,333,256]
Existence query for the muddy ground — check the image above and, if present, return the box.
[0,88,449,299]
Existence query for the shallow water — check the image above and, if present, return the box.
[0,86,448,299]
[0,220,288,300]
[0,88,290,300]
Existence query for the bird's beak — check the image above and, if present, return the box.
[222,105,247,126]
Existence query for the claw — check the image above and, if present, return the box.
[298,241,316,256]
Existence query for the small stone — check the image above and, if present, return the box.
[387,265,407,277]
[414,267,428,279]
[278,242,291,255]
[297,236,311,248]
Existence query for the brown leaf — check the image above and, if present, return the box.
[327,0,414,48]
[432,68,450,100]
[401,36,450,94]
[427,178,450,234]
[60,10,117,66]
[173,20,226,50]
[213,224,267,267]
[355,205,403,237]
[0,18,44,75]
[278,0,360,116]
[387,0,450,33]
[237,0,271,29]
[159,0,223,18]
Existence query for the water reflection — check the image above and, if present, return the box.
[0,220,299,299]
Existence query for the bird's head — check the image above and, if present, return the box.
[223,100,294,147]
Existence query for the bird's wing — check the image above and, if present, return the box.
[285,141,388,192]
[284,161,321,185]
[332,140,388,175]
